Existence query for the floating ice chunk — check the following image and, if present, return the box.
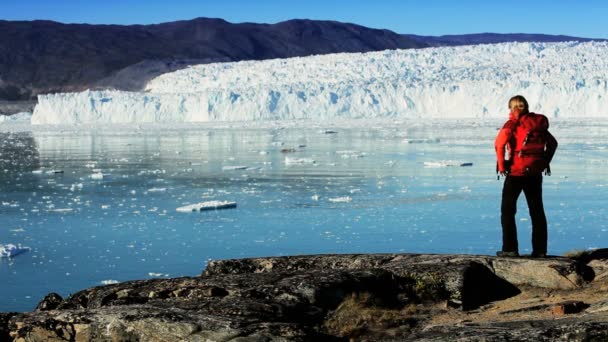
[285,157,316,165]
[222,165,248,171]
[403,138,441,144]
[148,272,169,277]
[70,183,83,191]
[0,244,31,258]
[91,172,104,179]
[336,150,366,158]
[147,187,167,193]
[100,280,120,285]
[259,151,269,155]
[311,194,320,201]
[423,161,474,168]
[32,169,63,175]
[176,200,237,212]
[101,204,110,209]
[48,208,73,213]
[329,196,352,203]
[137,169,166,176]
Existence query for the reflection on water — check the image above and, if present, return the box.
[0,132,40,173]
[1,122,607,312]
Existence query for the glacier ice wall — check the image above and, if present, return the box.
[32,41,608,124]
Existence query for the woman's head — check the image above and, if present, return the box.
[508,95,529,116]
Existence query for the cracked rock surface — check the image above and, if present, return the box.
[4,252,608,341]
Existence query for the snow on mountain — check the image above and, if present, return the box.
[32,41,608,124]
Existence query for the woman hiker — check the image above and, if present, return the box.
[495,95,558,257]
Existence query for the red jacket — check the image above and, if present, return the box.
[495,112,558,176]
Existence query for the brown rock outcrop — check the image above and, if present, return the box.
[3,251,608,341]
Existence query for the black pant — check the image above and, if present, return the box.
[500,175,548,254]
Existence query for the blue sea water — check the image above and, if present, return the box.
[1,120,607,312]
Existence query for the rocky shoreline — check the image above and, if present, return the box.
[3,251,608,341]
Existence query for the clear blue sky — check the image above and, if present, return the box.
[2,0,607,38]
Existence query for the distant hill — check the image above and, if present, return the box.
[0,18,604,104]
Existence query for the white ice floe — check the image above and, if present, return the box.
[90,172,104,180]
[285,157,316,165]
[70,183,83,191]
[336,150,366,158]
[403,138,441,144]
[0,244,31,258]
[48,208,74,213]
[31,42,608,124]
[32,169,63,175]
[222,165,248,171]
[176,200,237,212]
[328,196,353,203]
[423,161,474,168]
[148,272,169,277]
[147,187,167,192]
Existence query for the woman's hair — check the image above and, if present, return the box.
[508,95,529,113]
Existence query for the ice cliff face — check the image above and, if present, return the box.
[32,41,608,124]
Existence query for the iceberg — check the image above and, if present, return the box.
[328,196,353,203]
[424,161,474,168]
[31,41,608,125]
[285,157,316,165]
[90,172,104,180]
[176,200,237,212]
[0,112,32,124]
[0,244,31,258]
[222,165,249,171]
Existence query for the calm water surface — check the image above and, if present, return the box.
[1,120,607,311]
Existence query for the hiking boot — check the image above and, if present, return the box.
[530,252,547,258]
[496,251,519,257]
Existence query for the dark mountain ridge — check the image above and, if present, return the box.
[0,17,603,105]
